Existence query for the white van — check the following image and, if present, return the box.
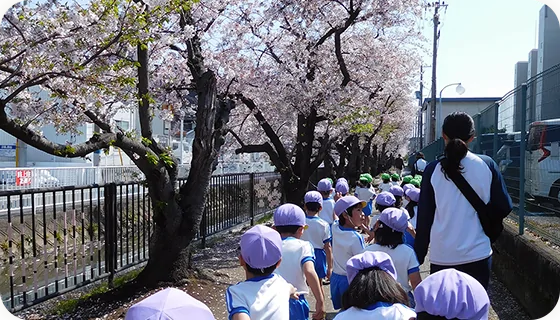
[526,119,560,204]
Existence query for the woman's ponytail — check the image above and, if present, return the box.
[441,112,475,179]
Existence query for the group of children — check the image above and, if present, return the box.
[122,173,491,320]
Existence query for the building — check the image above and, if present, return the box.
[536,5,560,121]
[422,97,501,146]
[513,61,529,132]
[527,49,539,127]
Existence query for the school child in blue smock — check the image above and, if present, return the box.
[335,178,350,201]
[301,191,333,285]
[369,191,396,230]
[273,204,326,320]
[225,225,295,320]
[403,187,420,248]
[330,196,367,310]
[317,178,336,225]
[389,185,404,209]
[333,251,416,320]
[365,208,421,307]
[355,173,376,229]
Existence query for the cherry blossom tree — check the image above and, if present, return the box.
[207,0,424,202]
[0,0,235,283]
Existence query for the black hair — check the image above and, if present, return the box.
[382,178,390,183]
[375,203,393,213]
[358,180,371,188]
[319,190,331,198]
[305,202,321,213]
[275,225,301,235]
[339,203,362,226]
[391,176,399,182]
[405,200,418,219]
[394,195,403,208]
[416,152,425,159]
[374,221,404,249]
[246,263,278,276]
[441,112,475,180]
[341,267,409,311]
[416,312,460,320]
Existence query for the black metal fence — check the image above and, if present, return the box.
[418,63,560,247]
[1,172,281,312]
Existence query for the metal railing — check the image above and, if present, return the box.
[418,63,560,246]
[1,171,282,312]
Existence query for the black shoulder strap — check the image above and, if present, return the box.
[447,170,488,216]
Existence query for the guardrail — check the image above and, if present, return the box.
[1,171,282,312]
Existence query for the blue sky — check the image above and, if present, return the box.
[420,0,552,99]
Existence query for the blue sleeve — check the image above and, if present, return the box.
[414,160,439,265]
[226,287,250,319]
[479,155,513,219]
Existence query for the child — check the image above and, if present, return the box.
[410,178,420,188]
[401,183,414,208]
[301,191,333,285]
[391,173,400,186]
[226,225,293,320]
[330,196,367,310]
[335,179,350,201]
[414,269,490,320]
[333,251,416,319]
[404,187,420,230]
[370,191,396,229]
[400,175,413,188]
[355,174,376,228]
[365,208,421,307]
[402,187,419,248]
[317,178,336,224]
[378,174,392,193]
[388,185,404,208]
[273,204,326,320]
[126,288,215,320]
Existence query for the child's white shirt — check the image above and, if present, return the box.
[319,198,336,224]
[301,216,331,249]
[274,237,315,294]
[363,243,419,293]
[378,183,392,193]
[333,303,416,320]
[391,181,400,186]
[226,274,291,320]
[355,186,376,202]
[409,206,418,229]
[331,221,365,275]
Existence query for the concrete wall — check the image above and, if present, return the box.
[492,221,560,319]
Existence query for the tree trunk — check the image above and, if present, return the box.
[137,70,232,284]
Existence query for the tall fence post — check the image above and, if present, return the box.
[201,207,207,248]
[519,84,528,235]
[475,114,482,154]
[249,173,255,226]
[103,183,117,287]
[493,102,500,158]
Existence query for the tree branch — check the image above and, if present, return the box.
[235,93,290,168]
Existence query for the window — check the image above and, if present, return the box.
[115,120,129,130]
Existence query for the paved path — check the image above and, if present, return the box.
[307,258,530,320]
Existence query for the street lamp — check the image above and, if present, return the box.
[437,83,466,138]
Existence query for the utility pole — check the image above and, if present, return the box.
[419,66,424,149]
[428,1,447,142]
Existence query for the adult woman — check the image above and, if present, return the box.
[414,112,512,290]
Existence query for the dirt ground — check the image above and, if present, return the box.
[17,222,531,320]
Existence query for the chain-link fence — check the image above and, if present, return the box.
[419,63,560,246]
